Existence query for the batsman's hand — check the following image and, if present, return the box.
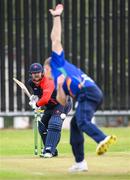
[29,95,39,110]
[29,95,39,102]
[29,101,37,110]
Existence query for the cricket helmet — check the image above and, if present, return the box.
[29,63,43,73]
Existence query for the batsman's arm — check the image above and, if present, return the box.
[36,78,55,107]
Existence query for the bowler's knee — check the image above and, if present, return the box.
[77,120,92,132]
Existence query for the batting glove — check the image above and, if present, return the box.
[29,95,39,102]
[29,95,39,110]
[29,101,37,110]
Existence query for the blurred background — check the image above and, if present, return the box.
[0,0,130,128]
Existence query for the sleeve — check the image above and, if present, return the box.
[36,79,55,107]
[51,51,65,67]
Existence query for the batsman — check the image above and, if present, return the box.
[28,63,71,158]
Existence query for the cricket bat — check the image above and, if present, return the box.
[13,77,31,98]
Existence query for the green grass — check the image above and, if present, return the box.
[0,128,130,180]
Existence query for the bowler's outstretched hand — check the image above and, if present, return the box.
[49,4,63,16]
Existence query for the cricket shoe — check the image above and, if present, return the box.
[96,135,117,155]
[68,160,88,173]
[43,152,53,158]
[40,149,58,158]
[49,4,63,17]
[40,152,52,158]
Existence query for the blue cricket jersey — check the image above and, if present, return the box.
[50,51,96,97]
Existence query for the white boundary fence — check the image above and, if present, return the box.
[0,110,130,129]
